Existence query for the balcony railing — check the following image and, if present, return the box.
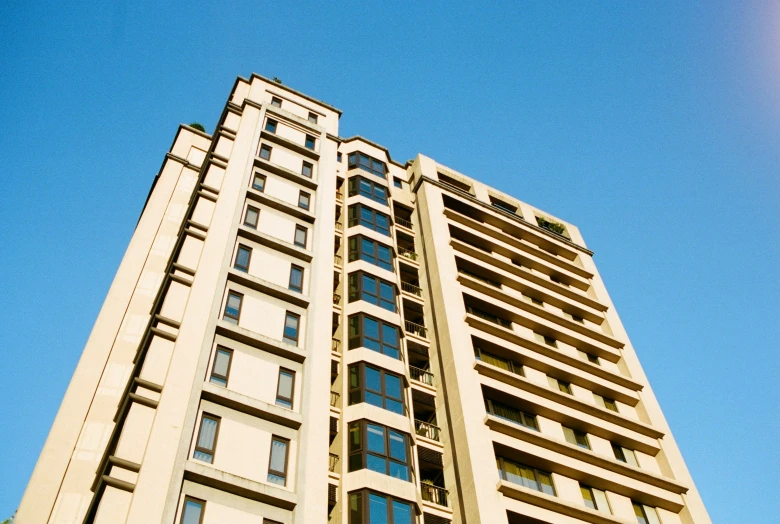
[332,338,341,352]
[335,222,343,231]
[334,254,343,266]
[414,420,441,442]
[394,216,413,230]
[401,281,422,297]
[330,390,341,407]
[398,246,418,261]
[421,482,449,507]
[329,453,339,472]
[405,320,427,338]
[409,365,434,386]
[333,293,342,305]
[336,190,343,201]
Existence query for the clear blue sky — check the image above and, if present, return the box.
[1,1,777,522]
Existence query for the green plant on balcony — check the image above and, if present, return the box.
[536,216,566,235]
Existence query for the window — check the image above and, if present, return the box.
[193,413,220,463]
[348,204,390,236]
[267,436,289,486]
[301,161,313,178]
[612,443,639,467]
[563,426,591,449]
[474,346,524,376]
[485,399,538,430]
[497,457,555,496]
[305,134,316,150]
[348,363,404,415]
[348,272,396,312]
[275,369,295,409]
[465,304,512,329]
[348,420,411,481]
[294,225,308,248]
[633,502,661,524]
[223,292,242,324]
[209,347,233,386]
[580,484,611,514]
[298,191,311,211]
[283,312,300,345]
[578,349,600,365]
[348,236,394,271]
[348,314,400,359]
[289,265,304,293]
[565,311,585,323]
[348,176,388,205]
[594,393,619,412]
[547,376,572,394]
[252,173,267,192]
[534,332,558,347]
[244,206,259,229]
[270,96,282,108]
[180,497,205,524]
[308,112,318,124]
[348,152,386,178]
[348,491,413,524]
[437,172,472,193]
[337,152,343,163]
[393,177,402,188]
[550,275,569,287]
[490,196,518,215]
[258,144,272,161]
[265,118,277,133]
[234,245,251,273]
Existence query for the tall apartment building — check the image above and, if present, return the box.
[17,74,711,524]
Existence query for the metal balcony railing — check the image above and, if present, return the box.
[334,254,343,266]
[394,216,413,229]
[333,293,342,305]
[409,365,434,386]
[414,420,441,442]
[401,281,422,297]
[332,338,341,353]
[405,320,427,338]
[330,391,341,407]
[421,482,449,507]
[329,453,339,472]
[335,222,343,231]
[398,246,418,261]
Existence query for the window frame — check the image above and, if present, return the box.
[594,393,619,412]
[193,413,221,464]
[267,436,290,486]
[347,420,412,481]
[548,376,573,395]
[244,205,260,229]
[348,176,388,205]
[234,245,252,273]
[209,347,233,387]
[485,398,538,431]
[258,143,272,161]
[632,501,661,524]
[393,177,403,188]
[270,96,282,108]
[265,118,278,133]
[348,490,414,524]
[348,203,391,236]
[301,160,313,178]
[283,311,301,345]
[288,264,304,293]
[347,314,401,359]
[223,291,243,324]
[304,134,316,150]
[348,271,397,312]
[294,225,308,248]
[580,483,611,513]
[275,368,296,409]
[179,496,206,524]
[348,235,394,272]
[347,363,405,415]
[563,426,591,449]
[489,196,518,215]
[612,443,639,467]
[496,456,556,496]
[348,152,387,179]
[252,173,267,192]
[298,190,311,211]
[308,112,318,124]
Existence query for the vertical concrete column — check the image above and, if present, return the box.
[414,156,507,524]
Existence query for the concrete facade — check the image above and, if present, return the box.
[16,74,711,524]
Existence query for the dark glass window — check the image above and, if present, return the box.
[348,272,396,312]
[485,399,538,431]
[348,363,404,415]
[337,152,343,163]
[548,376,572,395]
[348,314,400,359]
[308,112,318,124]
[497,457,555,496]
[289,265,304,293]
[348,420,411,481]
[348,176,388,205]
[393,177,402,188]
[348,152,387,178]
[209,347,233,387]
[258,144,272,161]
[348,204,390,236]
[580,484,611,513]
[244,206,259,229]
[223,292,242,324]
[612,443,639,467]
[294,225,308,248]
[267,436,289,485]
[180,497,205,524]
[298,191,311,211]
[465,304,512,329]
[305,134,316,150]
[348,491,413,524]
[633,501,660,524]
[474,346,524,376]
[270,96,282,108]
[594,393,619,412]
[563,426,591,449]
[283,312,300,345]
[193,413,220,463]
[252,173,266,191]
[301,161,313,178]
[348,236,393,272]
[234,245,251,273]
[275,369,295,409]
[265,118,277,133]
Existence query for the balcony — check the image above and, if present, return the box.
[333,293,342,306]
[332,338,341,353]
[410,365,434,386]
[401,281,422,297]
[398,246,419,262]
[421,482,449,508]
[415,419,441,442]
[336,190,343,202]
[335,221,343,232]
[395,215,413,230]
[330,390,341,407]
[334,254,343,266]
[329,453,339,472]
[405,320,427,339]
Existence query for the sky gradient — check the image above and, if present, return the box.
[1,1,778,522]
